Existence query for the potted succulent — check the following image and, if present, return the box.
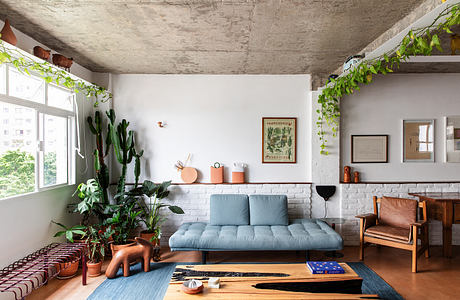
[85,225,114,277]
[52,221,87,279]
[129,180,184,261]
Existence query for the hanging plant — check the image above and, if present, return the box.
[0,39,111,106]
[318,3,460,154]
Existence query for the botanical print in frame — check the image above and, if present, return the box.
[351,135,388,163]
[445,116,460,163]
[262,117,297,163]
[403,119,434,162]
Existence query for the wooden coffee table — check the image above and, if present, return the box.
[164,263,377,299]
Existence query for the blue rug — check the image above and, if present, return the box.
[88,262,403,300]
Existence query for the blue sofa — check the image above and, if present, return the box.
[169,194,343,263]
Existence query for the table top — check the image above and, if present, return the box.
[409,192,460,201]
[164,263,373,300]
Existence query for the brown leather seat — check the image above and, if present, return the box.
[356,196,430,273]
[365,224,411,243]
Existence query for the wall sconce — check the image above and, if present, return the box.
[157,121,166,128]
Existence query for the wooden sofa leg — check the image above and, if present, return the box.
[202,251,207,264]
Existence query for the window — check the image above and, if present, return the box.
[0,64,75,199]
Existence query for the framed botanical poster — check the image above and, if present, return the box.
[445,116,460,162]
[351,135,388,163]
[402,119,434,162]
[262,117,296,163]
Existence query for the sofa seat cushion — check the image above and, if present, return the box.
[169,219,343,251]
[365,224,411,243]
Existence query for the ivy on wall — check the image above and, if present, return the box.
[0,40,111,106]
[317,3,460,154]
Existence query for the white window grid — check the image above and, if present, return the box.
[0,64,76,193]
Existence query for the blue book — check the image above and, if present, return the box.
[306,261,345,274]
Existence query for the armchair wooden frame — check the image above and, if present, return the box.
[356,196,430,273]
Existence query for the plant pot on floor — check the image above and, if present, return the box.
[87,261,103,277]
[57,258,80,279]
[109,240,136,257]
[139,231,161,261]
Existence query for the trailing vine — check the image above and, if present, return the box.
[318,3,460,154]
[0,40,111,106]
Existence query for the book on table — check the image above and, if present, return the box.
[306,261,345,274]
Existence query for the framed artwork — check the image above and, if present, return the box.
[262,117,296,163]
[445,116,460,162]
[351,135,388,163]
[402,119,434,162]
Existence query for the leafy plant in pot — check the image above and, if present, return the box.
[72,178,107,225]
[52,221,87,279]
[104,198,141,257]
[85,224,114,277]
[129,180,184,261]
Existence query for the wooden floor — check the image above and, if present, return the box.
[26,245,460,300]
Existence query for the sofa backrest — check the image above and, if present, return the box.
[209,194,288,226]
[210,194,249,225]
[249,195,288,225]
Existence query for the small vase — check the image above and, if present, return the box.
[87,261,103,277]
[0,19,17,46]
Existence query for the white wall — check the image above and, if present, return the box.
[112,75,311,183]
[341,74,460,182]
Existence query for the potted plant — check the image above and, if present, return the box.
[85,224,113,277]
[52,221,87,279]
[104,198,141,256]
[129,180,184,261]
[72,178,107,225]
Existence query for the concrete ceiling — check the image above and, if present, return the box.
[0,0,425,76]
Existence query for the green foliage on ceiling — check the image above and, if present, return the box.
[0,40,111,106]
[317,3,460,154]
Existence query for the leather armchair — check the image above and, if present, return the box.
[356,196,430,273]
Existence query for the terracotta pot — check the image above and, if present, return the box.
[87,261,103,277]
[140,231,161,261]
[33,46,51,61]
[0,19,17,46]
[52,54,73,70]
[109,240,136,257]
[57,258,80,279]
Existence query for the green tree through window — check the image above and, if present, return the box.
[0,150,35,198]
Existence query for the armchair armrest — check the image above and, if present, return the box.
[355,213,377,229]
[411,220,427,227]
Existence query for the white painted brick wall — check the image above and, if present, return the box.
[159,183,312,244]
[340,183,460,246]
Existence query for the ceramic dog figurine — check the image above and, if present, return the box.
[105,237,154,278]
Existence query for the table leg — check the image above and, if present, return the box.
[442,201,453,258]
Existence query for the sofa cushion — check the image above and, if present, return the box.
[365,224,411,243]
[168,219,343,251]
[249,195,288,225]
[210,194,249,225]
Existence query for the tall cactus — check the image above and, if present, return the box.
[133,148,144,188]
[106,109,142,200]
[87,111,109,204]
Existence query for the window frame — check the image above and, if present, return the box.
[0,64,76,197]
